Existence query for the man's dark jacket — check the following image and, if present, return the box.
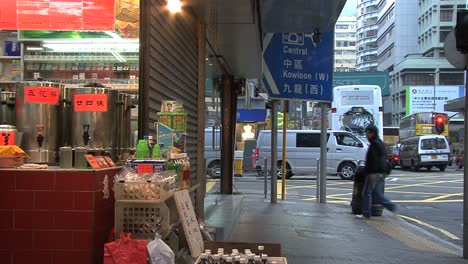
[365,136,387,174]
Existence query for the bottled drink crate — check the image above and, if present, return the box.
[115,200,174,240]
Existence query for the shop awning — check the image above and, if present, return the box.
[445,97,465,113]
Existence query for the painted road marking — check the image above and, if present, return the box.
[423,192,463,202]
[386,177,399,182]
[206,181,217,193]
[398,214,461,240]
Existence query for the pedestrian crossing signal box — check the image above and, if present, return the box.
[435,115,445,135]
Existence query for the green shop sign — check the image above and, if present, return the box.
[333,71,390,96]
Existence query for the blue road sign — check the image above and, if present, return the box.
[262,32,334,101]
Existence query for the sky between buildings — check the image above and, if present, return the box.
[340,0,358,17]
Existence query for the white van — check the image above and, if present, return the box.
[399,135,450,171]
[205,128,221,177]
[256,130,368,180]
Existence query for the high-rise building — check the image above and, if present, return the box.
[334,16,357,72]
[388,0,466,126]
[356,0,379,71]
[376,0,419,72]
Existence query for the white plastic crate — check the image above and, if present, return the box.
[115,200,173,240]
[114,181,172,201]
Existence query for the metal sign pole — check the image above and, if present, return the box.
[281,100,288,200]
[319,103,328,203]
[271,100,278,203]
[464,67,468,258]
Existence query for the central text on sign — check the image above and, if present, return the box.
[283,46,308,55]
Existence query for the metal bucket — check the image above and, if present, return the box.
[0,124,17,146]
[67,87,119,159]
[15,82,62,164]
[0,91,16,125]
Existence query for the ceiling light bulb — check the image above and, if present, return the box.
[167,0,182,13]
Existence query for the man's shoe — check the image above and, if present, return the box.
[355,214,371,219]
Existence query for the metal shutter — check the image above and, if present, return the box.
[139,0,199,181]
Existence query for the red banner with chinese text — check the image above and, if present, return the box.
[6,0,115,31]
[24,87,60,104]
[74,93,108,112]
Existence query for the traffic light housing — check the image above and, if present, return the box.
[456,10,468,53]
[434,115,445,134]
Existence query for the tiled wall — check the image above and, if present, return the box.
[0,168,119,264]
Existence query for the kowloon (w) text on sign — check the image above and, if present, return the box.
[262,32,333,101]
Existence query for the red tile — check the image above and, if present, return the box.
[15,171,55,191]
[15,211,54,230]
[0,210,14,229]
[0,250,12,264]
[0,191,35,210]
[55,172,95,191]
[13,231,34,250]
[54,211,93,230]
[0,230,32,250]
[73,231,93,250]
[34,231,73,250]
[35,192,73,210]
[0,230,13,249]
[53,251,92,264]
[13,250,52,264]
[94,208,114,231]
[0,172,15,191]
[73,192,94,210]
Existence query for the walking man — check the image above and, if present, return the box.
[357,126,396,219]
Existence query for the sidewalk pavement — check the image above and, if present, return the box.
[204,194,467,264]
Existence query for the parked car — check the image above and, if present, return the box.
[205,128,221,177]
[386,145,400,168]
[399,135,450,171]
[255,130,368,180]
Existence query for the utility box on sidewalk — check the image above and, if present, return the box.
[234,151,243,177]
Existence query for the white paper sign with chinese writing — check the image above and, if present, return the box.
[174,190,204,257]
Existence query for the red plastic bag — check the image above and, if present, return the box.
[104,233,148,264]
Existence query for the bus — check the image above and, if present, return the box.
[331,85,384,142]
[399,112,449,141]
[383,127,400,146]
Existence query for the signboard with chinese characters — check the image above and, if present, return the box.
[84,154,100,169]
[0,132,15,146]
[2,0,114,31]
[74,94,108,112]
[341,91,374,106]
[262,32,334,101]
[174,190,204,257]
[406,86,465,120]
[25,87,60,104]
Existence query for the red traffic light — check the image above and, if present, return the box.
[434,115,445,134]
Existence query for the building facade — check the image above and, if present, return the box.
[376,0,419,72]
[388,0,466,126]
[334,16,357,72]
[356,0,379,71]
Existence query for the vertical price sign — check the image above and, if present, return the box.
[25,86,60,104]
[74,93,108,112]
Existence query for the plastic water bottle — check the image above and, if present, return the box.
[213,254,222,264]
[261,254,270,264]
[257,246,264,258]
[136,139,150,159]
[254,256,262,264]
[152,143,161,159]
[247,254,255,264]
[199,253,211,264]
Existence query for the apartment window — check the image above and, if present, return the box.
[440,9,453,22]
[336,25,349,30]
[440,30,450,42]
